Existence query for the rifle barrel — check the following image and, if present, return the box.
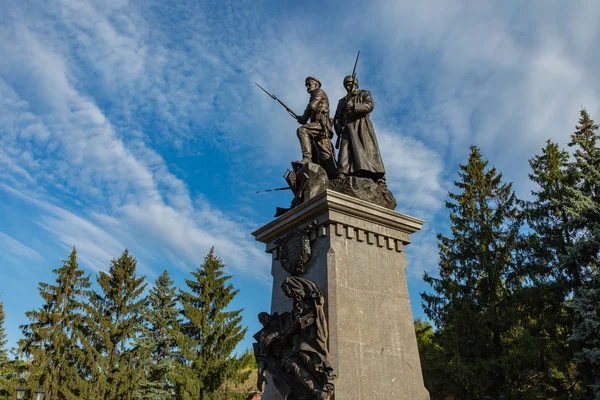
[255,187,291,194]
[338,51,361,150]
[351,51,360,79]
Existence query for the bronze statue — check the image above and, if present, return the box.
[254,311,292,393]
[296,77,337,178]
[255,59,397,213]
[333,75,386,182]
[253,277,335,400]
[255,79,337,179]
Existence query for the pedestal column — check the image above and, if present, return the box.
[253,190,429,400]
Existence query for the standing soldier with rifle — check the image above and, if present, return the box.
[334,54,386,183]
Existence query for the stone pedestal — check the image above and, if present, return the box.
[253,190,429,400]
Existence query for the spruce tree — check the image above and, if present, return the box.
[565,109,600,282]
[522,140,575,286]
[88,249,147,400]
[0,350,28,400]
[0,298,10,399]
[566,109,600,397]
[518,140,582,397]
[19,247,94,399]
[133,270,178,400]
[570,271,600,399]
[175,248,252,400]
[0,299,6,365]
[0,300,28,400]
[422,146,521,399]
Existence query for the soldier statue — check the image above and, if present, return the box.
[255,56,397,213]
[333,75,386,183]
[295,77,337,178]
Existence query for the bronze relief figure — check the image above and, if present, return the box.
[253,277,335,400]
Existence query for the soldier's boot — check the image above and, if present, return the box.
[297,127,313,164]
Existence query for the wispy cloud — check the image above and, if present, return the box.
[0,0,274,280]
[0,231,43,262]
[0,183,269,279]
[2,0,600,333]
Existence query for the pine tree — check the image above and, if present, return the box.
[422,146,521,399]
[19,247,94,399]
[133,270,178,400]
[566,109,600,397]
[175,248,252,400]
[88,249,147,400]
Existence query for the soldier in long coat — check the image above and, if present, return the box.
[333,76,386,182]
[296,77,336,178]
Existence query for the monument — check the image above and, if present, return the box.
[254,55,430,400]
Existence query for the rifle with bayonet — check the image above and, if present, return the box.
[255,83,299,119]
[335,51,360,149]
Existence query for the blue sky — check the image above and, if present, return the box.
[1,0,600,354]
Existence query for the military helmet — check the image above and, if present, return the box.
[343,75,359,86]
[305,76,322,88]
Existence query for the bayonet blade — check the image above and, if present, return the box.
[351,50,360,79]
[255,82,277,100]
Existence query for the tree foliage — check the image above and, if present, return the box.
[566,109,600,398]
[175,248,252,400]
[515,139,583,398]
[5,242,258,399]
[419,110,600,399]
[0,298,14,399]
[19,248,94,399]
[414,319,451,399]
[422,146,521,399]
[88,249,147,400]
[133,270,178,400]
[0,300,6,364]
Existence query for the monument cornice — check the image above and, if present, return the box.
[252,189,425,245]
